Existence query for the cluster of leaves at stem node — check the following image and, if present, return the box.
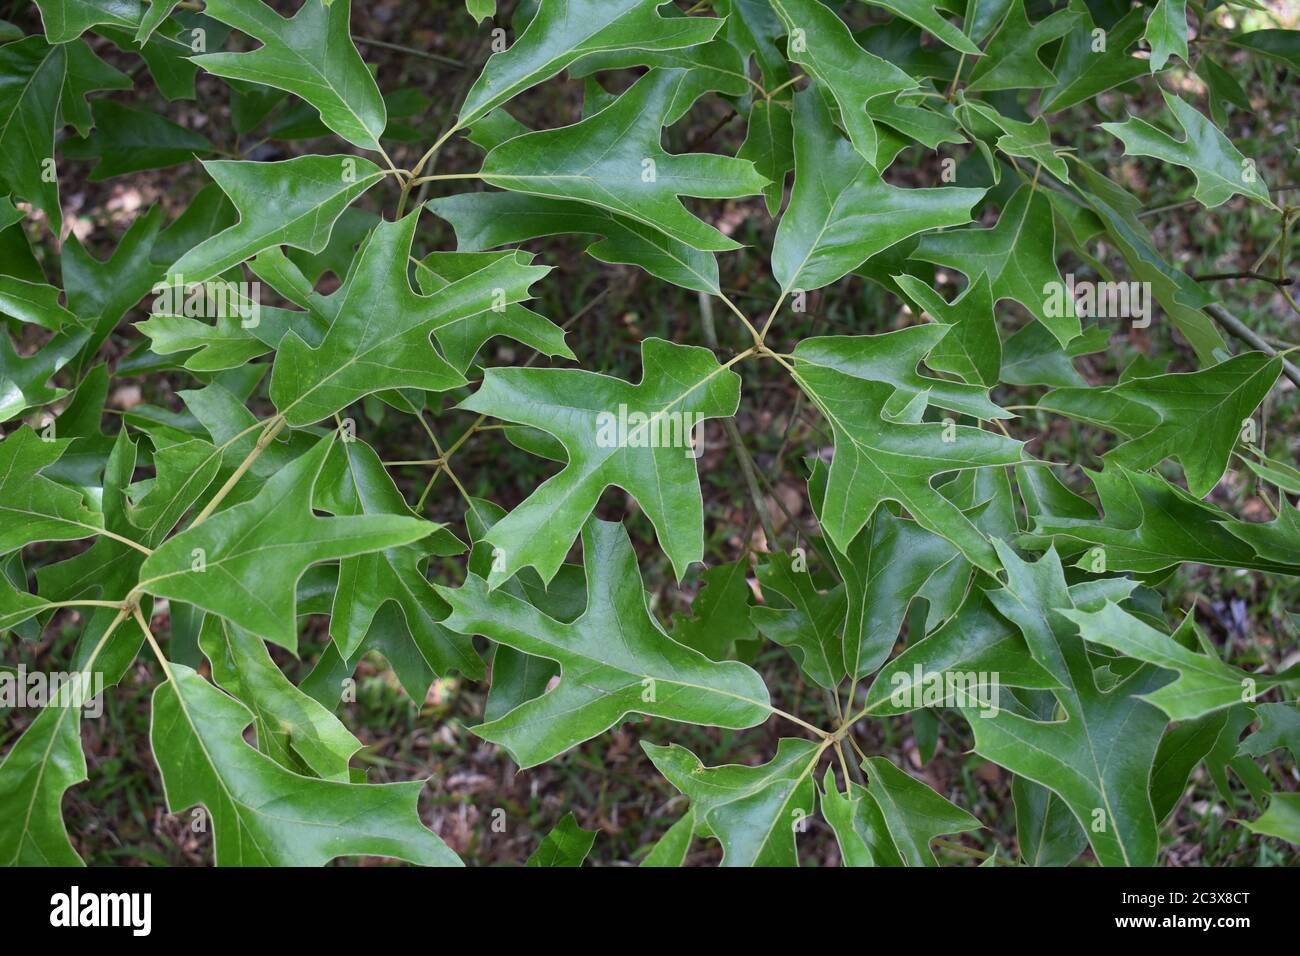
[1,0,1298,867]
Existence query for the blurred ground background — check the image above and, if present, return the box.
[3,0,1298,865]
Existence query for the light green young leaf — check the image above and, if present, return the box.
[152,664,461,865]
[481,69,767,253]
[465,0,496,25]
[195,0,387,151]
[458,0,721,126]
[459,337,740,586]
[437,519,771,768]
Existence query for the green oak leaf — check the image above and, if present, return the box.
[824,758,981,866]
[459,337,740,586]
[772,85,985,294]
[62,100,211,178]
[1064,603,1297,721]
[792,326,1009,422]
[856,0,980,56]
[270,213,548,425]
[769,0,916,165]
[954,97,1069,183]
[0,38,65,233]
[412,251,573,374]
[826,503,964,680]
[1221,500,1300,568]
[1028,465,1300,576]
[0,276,80,331]
[964,542,1169,867]
[1239,446,1300,495]
[0,331,89,422]
[1038,351,1282,498]
[465,0,496,25]
[428,191,721,294]
[60,37,131,136]
[314,436,483,679]
[0,701,89,865]
[751,552,846,689]
[1100,91,1276,210]
[672,559,757,661]
[1239,703,1300,764]
[481,69,767,253]
[1227,29,1300,73]
[916,184,1080,347]
[525,813,597,866]
[33,0,139,42]
[194,0,386,151]
[136,435,436,649]
[458,0,722,127]
[1244,793,1300,845]
[1143,0,1188,73]
[716,0,788,88]
[151,664,461,865]
[1070,163,1226,364]
[199,615,361,781]
[166,155,385,284]
[644,737,821,866]
[0,427,107,555]
[436,519,771,768]
[966,0,1084,93]
[895,274,1000,388]
[789,359,1023,573]
[570,37,751,125]
[738,99,794,217]
[1040,7,1147,113]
